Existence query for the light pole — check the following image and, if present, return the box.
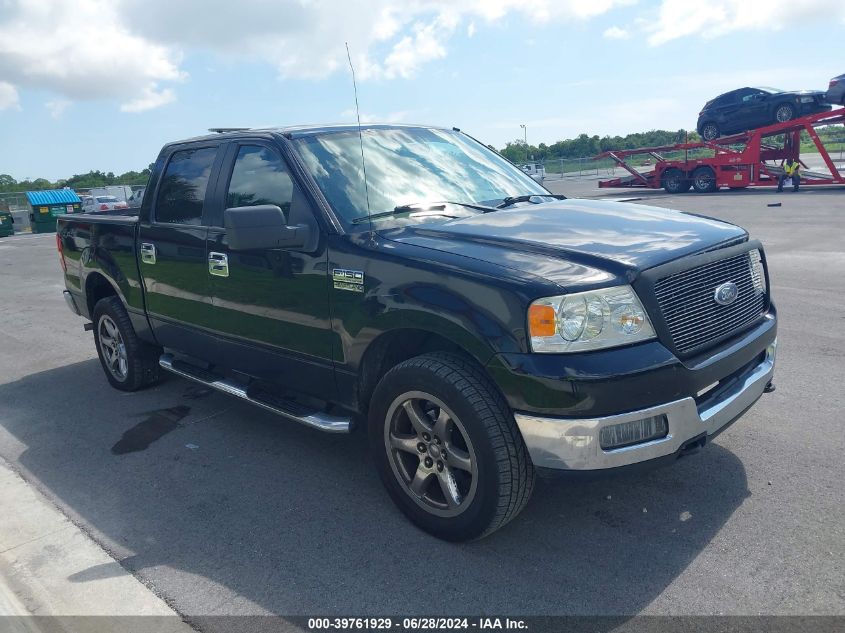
[519,124,527,145]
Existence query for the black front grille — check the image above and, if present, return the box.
[654,251,766,356]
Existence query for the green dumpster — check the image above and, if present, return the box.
[0,209,14,237]
[26,190,82,234]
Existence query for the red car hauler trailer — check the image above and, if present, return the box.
[594,107,845,193]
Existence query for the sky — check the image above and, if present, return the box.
[0,0,843,181]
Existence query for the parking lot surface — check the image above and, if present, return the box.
[0,187,843,627]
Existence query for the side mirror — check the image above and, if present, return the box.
[224,205,312,251]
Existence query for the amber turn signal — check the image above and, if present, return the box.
[528,304,556,337]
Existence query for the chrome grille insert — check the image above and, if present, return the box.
[654,250,767,355]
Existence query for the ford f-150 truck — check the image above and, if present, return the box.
[58,124,777,541]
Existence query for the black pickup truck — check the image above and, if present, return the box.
[58,124,777,540]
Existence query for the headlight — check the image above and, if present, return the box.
[528,285,656,353]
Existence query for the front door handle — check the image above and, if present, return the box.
[208,251,229,277]
[140,242,156,265]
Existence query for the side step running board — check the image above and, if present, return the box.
[159,353,351,433]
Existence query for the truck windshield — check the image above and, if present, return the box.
[294,127,547,226]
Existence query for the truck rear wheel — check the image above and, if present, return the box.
[369,352,534,541]
[92,296,162,392]
[692,166,718,193]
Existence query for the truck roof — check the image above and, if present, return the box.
[166,122,453,147]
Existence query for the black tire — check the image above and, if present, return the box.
[92,296,162,391]
[662,168,691,194]
[369,352,535,541]
[701,122,720,141]
[691,166,718,193]
[774,103,796,123]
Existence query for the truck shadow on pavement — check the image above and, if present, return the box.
[0,360,751,625]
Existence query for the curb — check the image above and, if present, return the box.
[0,459,193,630]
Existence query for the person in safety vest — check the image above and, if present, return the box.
[778,157,801,192]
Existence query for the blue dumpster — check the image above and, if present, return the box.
[26,190,82,233]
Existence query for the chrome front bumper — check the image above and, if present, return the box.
[514,340,777,471]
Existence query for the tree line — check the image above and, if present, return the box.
[499,130,701,164]
[498,125,845,164]
[3,124,842,193]
[0,167,153,194]
[0,132,698,192]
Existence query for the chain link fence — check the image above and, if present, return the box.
[0,192,33,232]
[539,157,619,181]
[0,192,30,211]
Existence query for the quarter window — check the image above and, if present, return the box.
[226,146,294,220]
[155,147,217,225]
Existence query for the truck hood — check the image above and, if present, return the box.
[380,199,747,288]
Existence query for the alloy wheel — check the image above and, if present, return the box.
[384,391,478,518]
[776,105,794,122]
[98,315,128,381]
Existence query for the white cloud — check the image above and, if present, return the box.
[0,82,19,110]
[603,26,630,39]
[120,85,176,113]
[648,0,845,45]
[45,99,71,119]
[340,109,413,123]
[0,0,634,112]
[119,0,633,81]
[382,14,458,79]
[0,0,183,113]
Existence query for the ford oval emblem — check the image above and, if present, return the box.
[714,281,739,306]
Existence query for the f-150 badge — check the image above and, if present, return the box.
[333,268,364,293]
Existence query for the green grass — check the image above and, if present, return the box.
[800,142,845,154]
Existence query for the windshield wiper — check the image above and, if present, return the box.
[350,200,497,224]
[497,194,566,209]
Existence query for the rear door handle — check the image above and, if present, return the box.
[140,242,156,265]
[208,251,229,277]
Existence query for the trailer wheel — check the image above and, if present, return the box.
[701,122,720,141]
[775,103,796,123]
[692,166,718,193]
[662,168,691,194]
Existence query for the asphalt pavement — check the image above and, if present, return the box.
[0,186,843,628]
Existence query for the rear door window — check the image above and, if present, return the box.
[155,147,217,225]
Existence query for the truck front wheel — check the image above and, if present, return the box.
[662,168,691,194]
[369,352,535,541]
[92,296,162,392]
[701,122,720,141]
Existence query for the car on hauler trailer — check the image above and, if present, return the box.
[57,124,777,541]
[697,86,830,140]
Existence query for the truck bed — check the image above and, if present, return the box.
[57,213,144,321]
